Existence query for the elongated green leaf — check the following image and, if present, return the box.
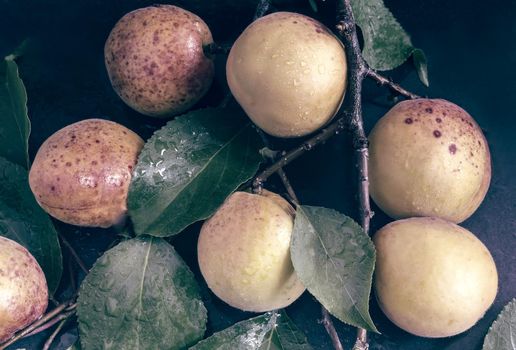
[191,311,311,350]
[483,299,516,350]
[413,48,429,87]
[128,107,262,237]
[0,55,30,169]
[290,206,378,332]
[77,236,207,350]
[0,156,62,294]
[351,0,427,79]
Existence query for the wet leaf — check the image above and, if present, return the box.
[77,236,207,350]
[351,0,427,79]
[128,107,262,237]
[290,206,378,332]
[483,299,516,350]
[190,310,311,349]
[308,0,318,12]
[0,55,31,169]
[0,156,62,294]
[413,48,429,86]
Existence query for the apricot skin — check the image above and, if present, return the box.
[374,217,498,338]
[105,5,214,118]
[369,99,491,223]
[227,12,347,138]
[197,191,305,312]
[0,237,48,342]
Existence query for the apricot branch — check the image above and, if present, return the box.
[252,117,347,191]
[0,301,76,350]
[321,307,345,350]
[367,69,421,100]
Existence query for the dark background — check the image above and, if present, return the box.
[1,0,514,349]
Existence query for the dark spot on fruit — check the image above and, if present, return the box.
[293,21,298,24]
[404,118,413,124]
[65,162,72,167]
[50,186,55,191]
[436,118,442,123]
[433,130,442,138]
[425,107,433,113]
[95,139,100,143]
[449,144,457,154]
[143,21,147,26]
[470,152,474,157]
[316,28,323,33]
[91,161,98,165]
[128,165,133,170]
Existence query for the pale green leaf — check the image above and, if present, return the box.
[290,206,378,332]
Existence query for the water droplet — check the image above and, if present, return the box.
[285,60,294,65]
[300,61,306,67]
[293,79,300,86]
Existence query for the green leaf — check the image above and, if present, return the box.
[0,156,62,294]
[265,310,312,350]
[77,236,207,350]
[308,0,318,12]
[412,48,429,87]
[128,107,262,237]
[351,0,427,76]
[0,55,30,169]
[290,206,378,332]
[190,311,311,350]
[483,299,516,350]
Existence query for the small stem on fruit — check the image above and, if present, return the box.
[321,307,345,350]
[366,69,420,100]
[254,0,271,20]
[59,232,89,274]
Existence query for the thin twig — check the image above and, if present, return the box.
[42,316,70,350]
[23,309,76,339]
[366,69,420,100]
[277,168,299,205]
[0,301,75,350]
[59,232,88,274]
[321,307,345,350]
[253,117,347,192]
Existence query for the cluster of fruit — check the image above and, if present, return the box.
[0,3,497,344]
